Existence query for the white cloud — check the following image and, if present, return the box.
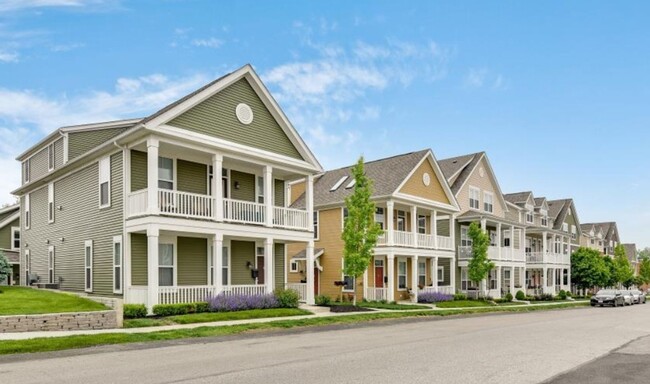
[0,0,110,12]
[50,42,84,52]
[0,50,18,62]
[465,68,488,88]
[191,37,224,49]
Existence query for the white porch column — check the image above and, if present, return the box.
[432,257,438,288]
[264,237,274,293]
[264,166,273,227]
[510,266,516,294]
[542,231,548,262]
[362,269,368,299]
[411,255,419,302]
[480,218,487,232]
[411,206,418,248]
[146,226,159,314]
[496,266,502,296]
[511,225,515,252]
[146,138,159,215]
[449,214,456,248]
[305,241,315,305]
[387,253,395,301]
[213,154,223,222]
[305,174,314,215]
[124,231,131,303]
[450,257,456,294]
[568,267,572,292]
[213,233,223,293]
[540,268,545,293]
[497,222,502,259]
[387,201,394,246]
[432,210,438,249]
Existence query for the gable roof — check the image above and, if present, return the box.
[623,243,637,263]
[547,198,581,232]
[293,149,457,209]
[534,197,546,207]
[504,191,533,206]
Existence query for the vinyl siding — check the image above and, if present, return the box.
[456,157,506,217]
[131,150,147,192]
[438,258,451,286]
[274,179,285,207]
[399,158,450,205]
[177,160,208,195]
[177,237,208,285]
[289,181,305,205]
[437,219,451,237]
[54,137,65,169]
[0,218,19,250]
[68,127,129,161]
[168,78,304,160]
[230,171,255,202]
[230,240,255,285]
[274,243,285,290]
[29,146,49,181]
[0,209,18,223]
[131,233,147,285]
[21,152,124,296]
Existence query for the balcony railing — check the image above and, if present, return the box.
[460,246,526,262]
[526,252,570,265]
[126,188,310,231]
[375,230,453,250]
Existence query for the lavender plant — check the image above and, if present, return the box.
[417,292,454,303]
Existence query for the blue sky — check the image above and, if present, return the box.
[0,1,649,248]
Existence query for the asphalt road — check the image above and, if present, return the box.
[2,304,650,384]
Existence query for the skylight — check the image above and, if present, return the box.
[330,176,349,191]
[345,179,356,189]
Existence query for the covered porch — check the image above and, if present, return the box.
[457,214,526,263]
[459,263,526,299]
[526,267,571,296]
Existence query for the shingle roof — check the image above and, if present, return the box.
[291,248,325,260]
[437,152,484,195]
[456,210,523,227]
[623,243,637,263]
[292,149,430,209]
[504,191,532,205]
[534,197,546,207]
[547,198,573,231]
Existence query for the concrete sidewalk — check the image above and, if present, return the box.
[0,301,585,341]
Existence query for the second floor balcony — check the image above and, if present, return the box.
[525,252,570,265]
[375,230,454,250]
[458,246,526,262]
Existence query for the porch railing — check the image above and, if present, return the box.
[274,207,310,231]
[223,198,266,225]
[393,230,414,247]
[223,284,267,296]
[286,283,307,302]
[159,189,214,219]
[437,236,453,250]
[419,286,454,295]
[128,190,148,217]
[126,286,149,306]
[364,287,388,301]
[158,285,219,305]
[417,233,435,248]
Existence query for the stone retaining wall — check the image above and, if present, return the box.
[0,310,118,333]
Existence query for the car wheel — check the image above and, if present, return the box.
[612,302,616,307]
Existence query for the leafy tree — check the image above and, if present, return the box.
[638,247,650,261]
[613,244,634,288]
[571,247,610,292]
[341,157,383,306]
[0,251,11,288]
[602,256,617,288]
[638,258,650,286]
[467,222,494,296]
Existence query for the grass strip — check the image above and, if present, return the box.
[0,302,588,356]
[124,308,312,328]
[0,287,107,316]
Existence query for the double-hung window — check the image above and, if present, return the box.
[562,223,569,232]
[418,260,426,287]
[313,211,319,239]
[222,246,229,285]
[99,156,111,208]
[158,157,174,190]
[571,225,577,239]
[84,240,93,292]
[397,259,407,290]
[483,192,493,213]
[375,207,385,230]
[11,227,20,251]
[342,258,355,292]
[526,211,534,224]
[418,215,426,234]
[48,183,55,223]
[460,226,472,247]
[290,260,299,273]
[397,210,406,231]
[256,176,264,204]
[438,266,445,283]
[503,230,511,247]
[25,249,30,285]
[113,236,123,294]
[24,194,30,229]
[489,269,497,290]
[541,216,548,227]
[48,143,55,172]
[469,187,480,210]
[48,246,55,284]
[159,243,175,286]
[342,207,349,229]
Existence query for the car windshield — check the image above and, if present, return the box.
[597,290,616,295]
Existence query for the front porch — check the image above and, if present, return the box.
[459,264,526,299]
[526,267,571,296]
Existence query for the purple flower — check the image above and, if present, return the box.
[206,293,280,312]
[418,292,453,303]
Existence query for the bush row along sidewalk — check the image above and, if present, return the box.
[0,302,589,355]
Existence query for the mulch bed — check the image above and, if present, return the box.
[329,305,374,313]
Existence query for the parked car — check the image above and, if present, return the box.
[590,290,625,307]
[621,290,634,306]
[629,290,646,304]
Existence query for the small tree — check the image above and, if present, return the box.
[638,247,650,261]
[467,222,494,297]
[341,157,383,306]
[571,247,610,293]
[0,251,11,288]
[613,244,634,288]
[638,258,650,287]
[602,256,617,288]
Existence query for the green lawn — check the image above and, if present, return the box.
[0,287,107,316]
[124,308,312,328]
[330,302,431,311]
[494,301,527,306]
[0,302,588,355]
[436,300,497,308]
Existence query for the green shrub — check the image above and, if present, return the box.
[515,290,526,301]
[454,293,467,301]
[315,295,331,306]
[275,289,300,308]
[558,290,567,300]
[505,293,513,302]
[123,304,147,319]
[565,291,572,298]
[152,302,210,317]
[534,293,554,301]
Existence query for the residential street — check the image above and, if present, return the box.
[1,304,650,384]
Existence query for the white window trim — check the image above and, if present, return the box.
[11,226,20,251]
[417,215,426,234]
[469,187,480,210]
[483,191,494,213]
[290,260,299,273]
[159,236,177,287]
[48,183,55,224]
[438,266,445,282]
[375,207,385,230]
[397,210,406,232]
[48,245,55,284]
[313,210,320,240]
[84,240,93,292]
[341,207,349,231]
[397,258,407,291]
[23,159,30,184]
[113,235,123,294]
[418,260,426,286]
[158,156,176,191]
[48,143,55,172]
[24,194,30,230]
[526,211,534,224]
[255,175,265,204]
[98,156,111,209]
[460,225,472,247]
[223,243,230,286]
[341,258,356,292]
[24,249,30,286]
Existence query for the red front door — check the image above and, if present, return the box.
[375,260,384,288]
[257,256,265,285]
[314,267,319,295]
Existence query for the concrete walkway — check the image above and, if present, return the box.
[0,301,585,341]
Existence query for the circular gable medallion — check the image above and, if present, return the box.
[235,103,254,125]
[422,172,431,186]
